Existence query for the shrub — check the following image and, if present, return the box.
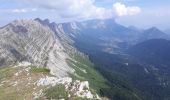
[45,85,68,100]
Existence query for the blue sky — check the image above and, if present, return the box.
[0,0,170,30]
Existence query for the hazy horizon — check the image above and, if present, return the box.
[0,0,170,30]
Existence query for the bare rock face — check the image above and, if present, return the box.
[0,19,74,77]
[36,76,98,99]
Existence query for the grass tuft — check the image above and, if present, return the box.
[30,67,50,73]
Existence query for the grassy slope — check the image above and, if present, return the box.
[0,66,50,100]
[67,53,109,94]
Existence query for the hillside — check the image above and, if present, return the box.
[0,19,108,100]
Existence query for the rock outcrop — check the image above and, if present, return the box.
[37,76,98,99]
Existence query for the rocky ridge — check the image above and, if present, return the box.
[0,19,104,99]
[0,19,74,77]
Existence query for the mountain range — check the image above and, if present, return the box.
[0,18,170,100]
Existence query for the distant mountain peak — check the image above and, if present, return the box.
[148,27,161,32]
[34,18,42,22]
[143,27,166,36]
[34,18,51,26]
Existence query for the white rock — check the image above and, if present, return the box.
[37,76,72,87]
[33,89,43,99]
[85,91,94,99]
[78,81,89,91]
[25,67,31,72]
[12,81,18,86]
[71,81,94,99]
[14,72,19,76]
[18,61,31,67]
[0,84,3,86]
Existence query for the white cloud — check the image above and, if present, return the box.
[12,9,27,13]
[15,0,110,19]
[113,2,141,17]
[12,8,37,13]
[14,0,141,19]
